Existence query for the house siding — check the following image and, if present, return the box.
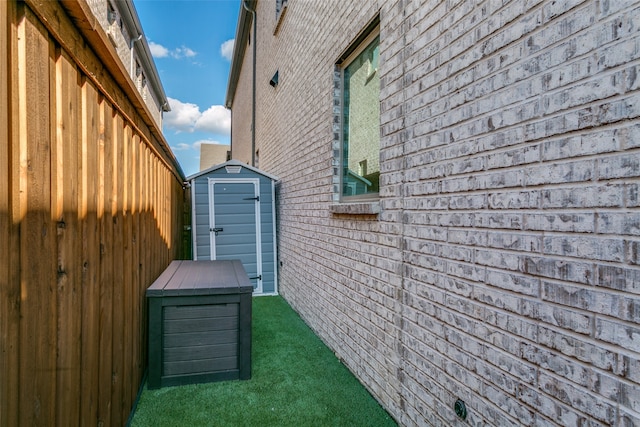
[229,0,640,425]
[230,34,255,165]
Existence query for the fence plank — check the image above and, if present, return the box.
[131,134,141,399]
[98,97,114,427]
[140,146,150,373]
[18,8,58,424]
[121,124,133,422]
[110,113,125,427]
[0,2,20,426]
[54,48,82,427]
[79,77,101,426]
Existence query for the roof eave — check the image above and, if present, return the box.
[224,0,256,109]
[186,159,279,182]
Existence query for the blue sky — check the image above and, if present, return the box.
[133,0,241,176]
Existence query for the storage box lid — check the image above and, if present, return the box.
[146,260,253,297]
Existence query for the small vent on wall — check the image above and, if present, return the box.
[225,165,242,174]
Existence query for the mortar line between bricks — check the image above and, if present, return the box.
[396,0,411,416]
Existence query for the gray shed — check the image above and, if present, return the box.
[187,160,279,295]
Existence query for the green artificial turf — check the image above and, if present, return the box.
[130,296,396,427]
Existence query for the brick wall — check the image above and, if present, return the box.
[231,0,640,425]
[230,31,254,165]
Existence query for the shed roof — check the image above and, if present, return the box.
[186,159,279,182]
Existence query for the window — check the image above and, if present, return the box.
[339,28,380,200]
[135,60,143,91]
[275,0,288,33]
[107,1,122,31]
[359,159,368,177]
[276,0,288,17]
[107,2,117,25]
[141,75,147,101]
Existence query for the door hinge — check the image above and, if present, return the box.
[210,227,224,235]
[243,196,259,201]
[249,275,262,281]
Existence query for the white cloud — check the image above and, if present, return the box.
[195,105,231,134]
[149,41,169,58]
[175,46,197,58]
[164,97,201,132]
[148,41,197,60]
[164,97,230,136]
[221,39,235,61]
[170,143,192,151]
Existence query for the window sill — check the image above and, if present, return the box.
[330,201,380,215]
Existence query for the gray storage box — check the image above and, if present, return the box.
[146,260,252,389]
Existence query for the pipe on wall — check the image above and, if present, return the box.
[242,0,257,167]
[130,33,143,79]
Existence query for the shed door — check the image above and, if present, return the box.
[209,179,262,293]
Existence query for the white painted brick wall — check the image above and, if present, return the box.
[231,0,640,425]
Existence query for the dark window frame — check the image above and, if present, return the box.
[336,24,381,202]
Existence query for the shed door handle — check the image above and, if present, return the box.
[211,227,223,235]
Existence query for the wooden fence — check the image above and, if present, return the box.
[0,1,185,425]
